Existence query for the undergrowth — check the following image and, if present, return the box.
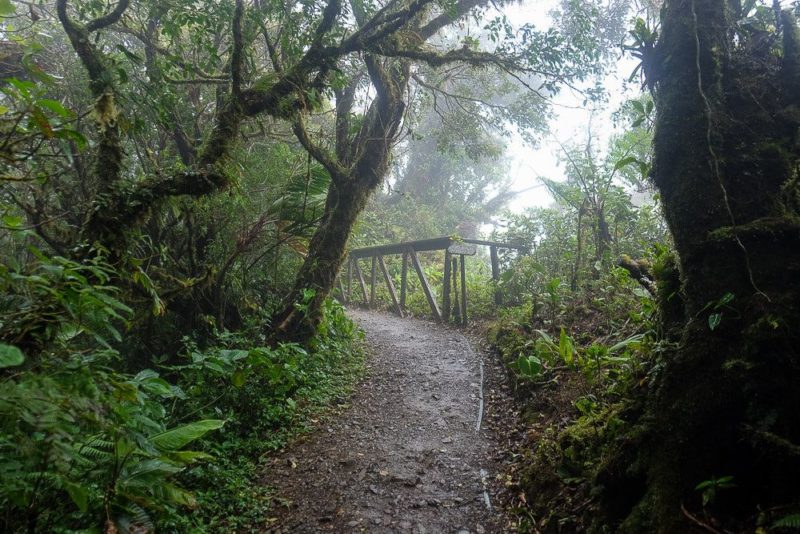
[0,249,364,532]
[489,266,664,532]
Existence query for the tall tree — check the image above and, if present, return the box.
[3,0,610,342]
[606,2,800,530]
[270,0,603,337]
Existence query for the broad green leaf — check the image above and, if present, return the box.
[0,343,24,368]
[219,349,248,362]
[2,214,24,228]
[0,0,16,16]
[231,369,246,388]
[534,329,554,345]
[162,483,197,507]
[716,292,735,308]
[122,460,183,484]
[516,355,542,378]
[65,482,88,512]
[36,99,72,118]
[608,333,645,354]
[141,377,176,398]
[134,369,159,381]
[614,156,638,171]
[708,313,722,331]
[559,328,574,366]
[151,420,225,451]
[165,450,214,464]
[30,108,53,138]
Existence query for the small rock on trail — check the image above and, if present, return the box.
[263,309,508,533]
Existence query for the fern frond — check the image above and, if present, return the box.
[773,513,800,529]
[78,445,113,461]
[115,502,154,534]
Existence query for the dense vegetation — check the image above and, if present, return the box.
[2,0,799,531]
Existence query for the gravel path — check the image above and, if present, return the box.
[264,309,508,533]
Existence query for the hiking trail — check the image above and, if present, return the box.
[264,309,513,533]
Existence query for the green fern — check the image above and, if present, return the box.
[115,502,155,533]
[77,445,113,461]
[773,513,800,529]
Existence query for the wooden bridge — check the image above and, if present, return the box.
[340,236,528,324]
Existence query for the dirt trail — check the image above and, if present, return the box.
[264,309,509,533]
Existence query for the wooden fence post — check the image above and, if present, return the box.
[400,251,408,310]
[460,254,467,325]
[451,256,460,324]
[408,247,442,322]
[378,255,403,317]
[369,256,377,308]
[442,250,452,322]
[353,260,369,303]
[490,245,502,306]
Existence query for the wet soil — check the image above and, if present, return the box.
[263,309,513,533]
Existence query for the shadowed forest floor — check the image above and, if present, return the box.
[263,310,514,533]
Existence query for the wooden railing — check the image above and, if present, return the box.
[341,237,527,324]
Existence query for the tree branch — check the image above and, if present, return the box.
[334,75,360,162]
[418,0,485,40]
[85,0,130,32]
[292,117,348,184]
[231,0,244,101]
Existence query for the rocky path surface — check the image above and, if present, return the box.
[264,309,509,533]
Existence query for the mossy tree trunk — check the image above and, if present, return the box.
[271,57,410,341]
[613,1,800,530]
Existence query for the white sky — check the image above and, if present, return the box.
[498,0,640,211]
[499,0,794,212]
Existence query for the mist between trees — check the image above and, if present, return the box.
[1,0,799,531]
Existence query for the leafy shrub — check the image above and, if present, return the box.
[0,246,364,531]
[161,297,365,529]
[0,251,223,532]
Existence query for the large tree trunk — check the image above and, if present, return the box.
[611,2,800,530]
[271,57,410,341]
[271,180,374,340]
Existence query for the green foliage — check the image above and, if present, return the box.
[0,248,132,350]
[695,475,736,507]
[701,292,736,332]
[773,513,800,529]
[490,197,666,529]
[515,353,544,379]
[0,241,363,530]
[0,249,231,531]
[0,343,23,368]
[165,299,364,529]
